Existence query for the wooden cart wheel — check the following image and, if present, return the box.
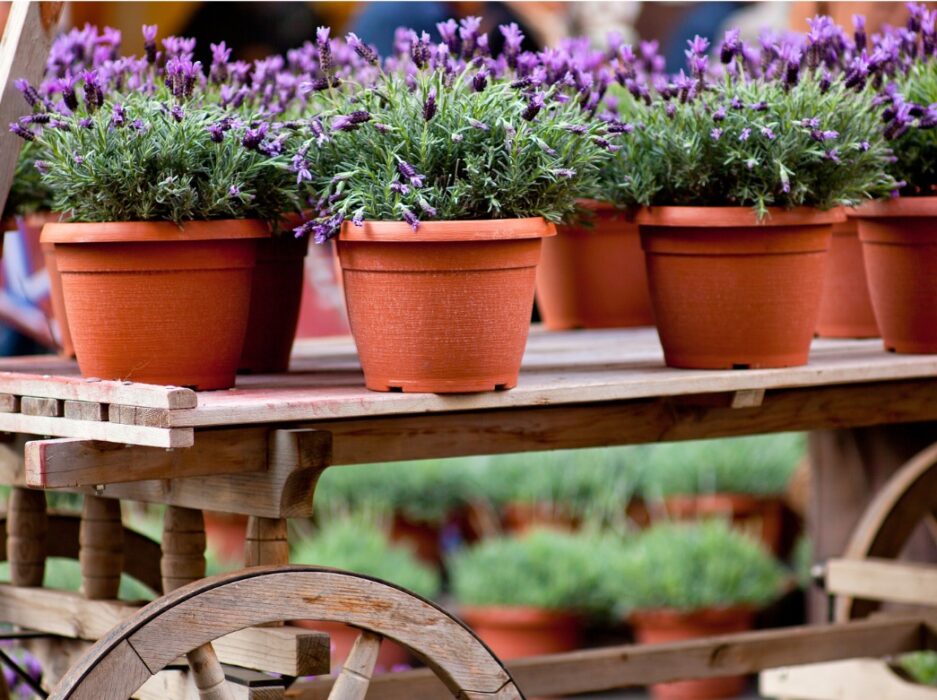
[51,565,523,700]
[0,511,162,593]
[834,441,937,621]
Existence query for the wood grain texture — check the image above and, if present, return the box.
[25,430,268,488]
[139,670,286,700]
[63,401,107,422]
[79,496,123,600]
[293,615,934,699]
[245,516,288,628]
[328,631,382,700]
[6,487,46,586]
[50,566,514,700]
[0,394,20,413]
[0,367,195,408]
[827,558,937,609]
[760,658,937,700]
[0,410,191,447]
[21,396,62,417]
[0,1,64,216]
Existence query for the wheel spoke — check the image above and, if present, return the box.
[328,630,383,700]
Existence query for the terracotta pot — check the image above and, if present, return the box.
[294,619,412,673]
[337,218,555,393]
[41,220,267,390]
[239,234,309,373]
[630,607,754,700]
[536,201,654,329]
[636,207,841,369]
[501,502,580,535]
[815,218,879,339]
[202,511,247,564]
[854,197,937,353]
[459,606,581,660]
[390,514,442,567]
[663,493,784,554]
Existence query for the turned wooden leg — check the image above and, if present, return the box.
[79,496,123,600]
[6,487,47,587]
[245,516,288,628]
[162,506,234,700]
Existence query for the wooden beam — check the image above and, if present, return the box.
[291,615,935,699]
[0,2,64,216]
[0,371,195,409]
[25,430,270,488]
[828,558,937,609]
[0,410,192,447]
[760,658,937,700]
[140,667,286,700]
[0,585,329,676]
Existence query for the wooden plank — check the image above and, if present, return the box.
[732,388,765,408]
[0,2,64,217]
[25,430,269,488]
[0,370,196,409]
[827,558,937,608]
[21,396,61,417]
[0,394,19,413]
[0,585,329,677]
[760,658,937,700]
[140,670,286,700]
[63,401,107,422]
[291,615,935,700]
[108,404,171,428]
[329,631,382,700]
[0,411,191,448]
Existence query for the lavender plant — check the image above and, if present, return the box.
[593,26,898,214]
[291,20,617,242]
[3,142,54,219]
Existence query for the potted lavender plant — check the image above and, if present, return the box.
[291,20,615,393]
[610,24,895,369]
[11,27,303,390]
[852,4,937,353]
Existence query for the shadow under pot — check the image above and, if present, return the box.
[815,217,880,339]
[536,200,654,330]
[853,197,937,354]
[636,207,840,369]
[40,220,268,390]
[238,233,310,374]
[337,218,555,393]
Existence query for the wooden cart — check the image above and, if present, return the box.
[0,328,933,698]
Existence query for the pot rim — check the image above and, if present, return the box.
[635,206,845,228]
[339,217,556,242]
[853,196,937,219]
[41,219,270,244]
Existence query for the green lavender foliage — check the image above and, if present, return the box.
[34,94,301,225]
[899,651,937,686]
[291,516,440,599]
[603,72,897,215]
[448,528,618,612]
[3,141,55,218]
[890,60,937,194]
[309,70,612,224]
[638,434,805,499]
[600,520,786,614]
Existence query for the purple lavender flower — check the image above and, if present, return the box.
[397,159,425,187]
[553,168,576,178]
[34,160,49,174]
[437,19,460,55]
[852,14,867,53]
[711,127,723,140]
[819,70,832,93]
[730,96,743,110]
[469,118,489,131]
[229,185,241,198]
[522,92,545,121]
[761,126,776,140]
[352,209,365,227]
[472,69,488,92]
[673,71,694,103]
[606,121,634,134]
[373,122,392,134]
[81,70,103,112]
[859,140,871,150]
[459,16,482,58]
[401,206,420,231]
[739,127,751,141]
[909,2,926,33]
[920,104,937,129]
[500,23,524,67]
[8,123,33,141]
[332,111,371,132]
[110,102,126,127]
[712,106,727,122]
[347,32,379,65]
[79,117,92,129]
[207,123,225,143]
[410,31,432,68]
[390,181,410,195]
[720,28,741,64]
[142,24,158,64]
[563,123,587,135]
[56,75,79,111]
[310,117,329,145]
[423,87,437,121]
[666,102,676,118]
[418,199,437,216]
[241,122,268,150]
[170,105,184,122]
[749,101,768,112]
[685,35,710,78]
[825,148,841,163]
[316,26,333,75]
[209,41,230,84]
[14,79,41,109]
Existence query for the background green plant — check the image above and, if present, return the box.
[890,60,937,195]
[3,142,55,219]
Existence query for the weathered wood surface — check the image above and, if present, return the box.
[50,566,517,700]
[328,631,382,700]
[827,558,937,609]
[6,487,46,586]
[79,496,123,600]
[139,668,286,700]
[292,614,937,699]
[760,658,937,699]
[0,1,64,216]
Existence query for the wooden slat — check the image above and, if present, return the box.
[0,394,19,413]
[0,2,64,217]
[108,404,171,428]
[63,401,107,422]
[828,558,937,608]
[0,411,190,447]
[291,615,936,700]
[0,370,195,409]
[0,585,329,676]
[140,670,286,700]
[21,396,61,417]
[760,658,937,700]
[25,430,269,488]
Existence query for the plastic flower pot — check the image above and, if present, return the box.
[663,493,784,554]
[501,502,580,536]
[815,218,880,339]
[854,197,937,353]
[459,606,581,660]
[337,218,555,393]
[630,607,754,700]
[202,511,247,564]
[535,200,654,329]
[41,220,268,390]
[636,207,841,369]
[239,233,309,374]
[389,513,442,568]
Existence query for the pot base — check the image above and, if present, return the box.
[661,350,810,370]
[365,375,517,393]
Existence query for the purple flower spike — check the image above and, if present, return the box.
[110,103,126,127]
[401,207,420,232]
[472,69,488,92]
[242,122,268,150]
[852,14,867,53]
[207,123,225,143]
[522,92,545,121]
[316,26,333,75]
[713,106,727,122]
[761,126,776,140]
[81,70,103,112]
[57,75,79,112]
[142,24,158,63]
[720,28,741,64]
[710,127,723,140]
[410,31,432,68]
[500,23,524,66]
[459,16,482,58]
[739,127,751,141]
[8,122,34,141]
[437,19,460,55]
[469,118,489,131]
[347,32,379,65]
[397,159,425,187]
[14,79,41,109]
[423,87,437,121]
[210,41,231,84]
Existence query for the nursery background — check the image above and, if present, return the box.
[2,1,936,699]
